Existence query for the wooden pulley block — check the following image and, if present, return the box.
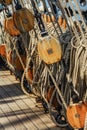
[26,69,33,84]
[46,87,54,103]
[0,44,6,58]
[13,8,34,33]
[0,0,12,5]
[58,15,63,26]
[47,15,55,22]
[62,19,67,29]
[67,102,87,129]
[42,14,47,22]
[14,55,26,71]
[38,36,62,64]
[51,15,55,22]
[4,17,20,36]
[42,14,55,23]
[46,86,59,108]
[47,15,51,22]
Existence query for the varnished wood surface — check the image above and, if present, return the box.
[0,67,74,130]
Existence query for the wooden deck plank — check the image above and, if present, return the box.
[0,73,49,129]
[0,87,35,130]
[0,70,50,130]
[3,91,45,130]
[0,87,27,130]
[0,108,13,130]
[6,73,57,129]
[0,69,72,130]
[0,77,40,129]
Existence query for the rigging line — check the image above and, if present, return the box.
[10,37,25,70]
[73,0,87,32]
[48,0,63,34]
[45,65,67,110]
[42,0,60,38]
[56,0,73,35]
[69,0,85,39]
[58,0,80,38]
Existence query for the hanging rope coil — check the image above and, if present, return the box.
[69,35,87,100]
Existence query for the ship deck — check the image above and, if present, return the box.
[0,67,71,130]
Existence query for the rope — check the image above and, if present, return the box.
[45,65,67,110]
[48,0,63,34]
[73,0,87,31]
[69,35,87,100]
[10,37,25,70]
